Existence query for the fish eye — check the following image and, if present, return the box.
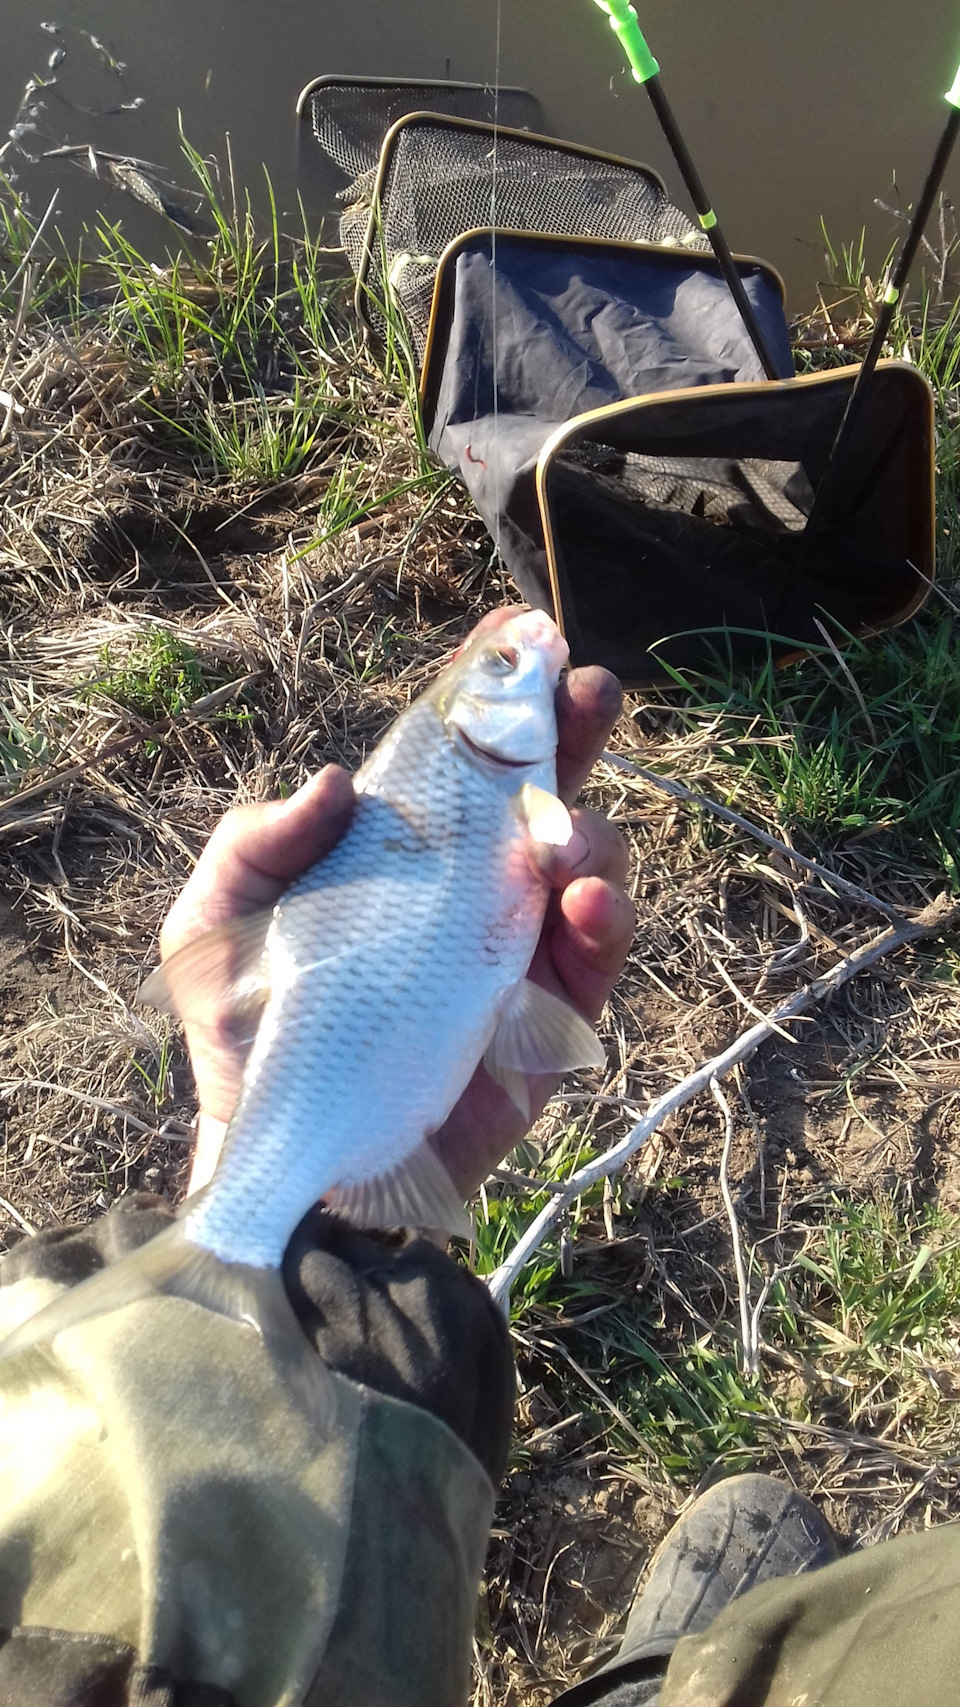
[483,644,519,675]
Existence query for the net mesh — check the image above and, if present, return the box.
[306,79,543,182]
[346,117,705,357]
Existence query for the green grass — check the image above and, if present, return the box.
[474,1147,766,1478]
[80,629,219,721]
[492,1185,960,1482]
[129,1033,175,1109]
[86,195,368,486]
[776,1195,960,1436]
[1,138,442,527]
[646,612,960,883]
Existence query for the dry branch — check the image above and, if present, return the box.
[487,895,960,1310]
[601,749,906,922]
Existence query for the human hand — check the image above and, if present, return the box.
[157,610,634,1199]
[429,613,634,1197]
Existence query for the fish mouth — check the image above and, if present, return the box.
[453,727,544,769]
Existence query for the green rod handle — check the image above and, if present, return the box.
[593,0,659,84]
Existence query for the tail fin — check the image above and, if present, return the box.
[0,1222,333,1427]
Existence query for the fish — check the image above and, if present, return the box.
[0,611,604,1411]
[104,160,210,237]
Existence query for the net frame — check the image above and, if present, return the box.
[295,74,542,181]
[535,361,936,682]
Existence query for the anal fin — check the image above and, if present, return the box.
[325,1139,471,1239]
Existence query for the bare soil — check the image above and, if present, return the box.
[2,303,960,1707]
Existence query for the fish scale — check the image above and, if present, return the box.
[188,696,551,1267]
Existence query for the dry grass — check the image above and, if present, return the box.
[2,190,960,1707]
[469,768,960,1700]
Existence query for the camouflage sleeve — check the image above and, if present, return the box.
[4,1192,515,1483]
[0,1192,514,1707]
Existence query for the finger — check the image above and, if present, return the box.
[215,767,354,885]
[527,805,630,891]
[555,666,623,802]
[544,877,636,1022]
[161,767,354,953]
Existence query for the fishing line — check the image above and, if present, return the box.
[489,0,504,577]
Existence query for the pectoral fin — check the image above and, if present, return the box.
[138,909,274,1040]
[484,979,606,1117]
[513,783,574,848]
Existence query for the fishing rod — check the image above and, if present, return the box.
[593,0,780,381]
[806,54,960,534]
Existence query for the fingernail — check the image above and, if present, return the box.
[526,826,590,880]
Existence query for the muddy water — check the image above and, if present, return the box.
[3,0,960,313]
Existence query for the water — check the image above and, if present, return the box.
[2,0,960,314]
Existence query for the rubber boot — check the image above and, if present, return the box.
[553,1473,841,1705]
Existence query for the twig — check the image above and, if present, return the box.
[0,1078,154,1135]
[712,955,798,1043]
[489,1166,567,1196]
[0,719,175,821]
[710,1076,757,1377]
[601,749,905,922]
[538,1336,657,1460]
[487,895,960,1310]
[0,1195,37,1237]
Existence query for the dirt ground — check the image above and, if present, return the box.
[2,337,960,1704]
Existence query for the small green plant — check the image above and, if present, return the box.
[0,704,47,786]
[82,630,210,720]
[129,1035,174,1110]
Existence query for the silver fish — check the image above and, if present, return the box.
[0,611,604,1405]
